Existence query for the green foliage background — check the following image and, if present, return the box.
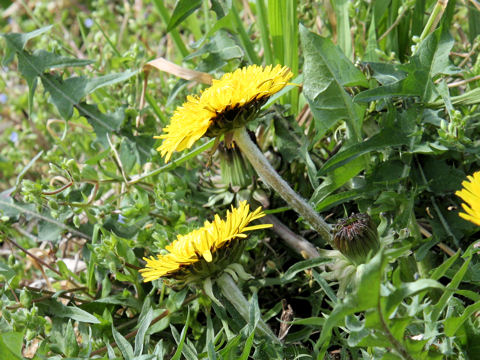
[1,0,480,359]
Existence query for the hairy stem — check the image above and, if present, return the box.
[216,272,279,343]
[419,0,449,42]
[233,127,331,243]
[262,214,319,259]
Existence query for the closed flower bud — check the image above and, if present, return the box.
[333,213,379,265]
[218,143,254,188]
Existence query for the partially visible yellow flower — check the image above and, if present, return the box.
[140,201,272,282]
[456,170,480,226]
[156,64,294,162]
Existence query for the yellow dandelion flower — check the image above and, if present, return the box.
[139,201,272,282]
[156,64,294,162]
[456,170,480,226]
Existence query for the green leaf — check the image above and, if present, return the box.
[205,312,217,360]
[41,70,136,120]
[171,308,190,360]
[0,332,23,360]
[2,26,96,115]
[467,2,480,42]
[368,63,407,85]
[291,317,325,327]
[211,0,232,19]
[385,279,444,316]
[41,74,88,119]
[355,29,459,103]
[310,156,366,206]
[364,14,379,62]
[317,300,356,349]
[312,269,337,303]
[319,127,409,175]
[444,301,480,337]
[167,0,202,32]
[431,255,472,322]
[421,159,465,194]
[300,24,367,141]
[333,0,352,60]
[315,185,378,212]
[120,138,139,174]
[317,252,387,350]
[77,103,125,147]
[93,294,141,310]
[355,249,386,309]
[238,328,255,360]
[1,25,53,65]
[83,70,138,95]
[112,325,134,360]
[0,198,90,240]
[354,73,428,102]
[0,263,16,285]
[14,150,43,191]
[40,300,100,324]
[282,257,330,283]
[248,292,260,333]
[38,217,64,243]
[56,260,81,282]
[185,30,243,63]
[17,50,93,84]
[450,88,480,106]
[134,307,154,356]
[64,320,79,357]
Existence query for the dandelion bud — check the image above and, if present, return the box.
[333,213,379,265]
[218,143,254,188]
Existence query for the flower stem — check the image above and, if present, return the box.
[216,272,279,343]
[261,214,320,259]
[233,127,332,243]
[418,0,448,42]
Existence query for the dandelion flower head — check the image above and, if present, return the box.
[140,201,272,283]
[456,170,480,226]
[156,64,293,162]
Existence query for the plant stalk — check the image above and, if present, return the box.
[233,127,332,243]
[419,0,449,42]
[216,272,279,343]
[261,214,319,259]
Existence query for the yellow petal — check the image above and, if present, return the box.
[456,170,480,226]
[155,65,294,162]
[139,201,270,282]
[202,250,213,262]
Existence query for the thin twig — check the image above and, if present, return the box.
[3,285,90,309]
[418,224,456,256]
[107,134,129,185]
[378,6,409,42]
[468,0,480,11]
[459,42,479,67]
[42,181,73,195]
[448,74,480,88]
[6,237,62,276]
[124,262,142,271]
[5,236,94,299]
